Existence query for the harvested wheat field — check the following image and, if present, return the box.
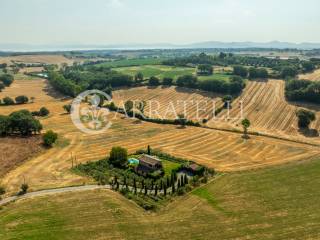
[207,79,320,141]
[1,75,320,195]
[299,68,320,81]
[0,54,73,66]
[113,86,224,120]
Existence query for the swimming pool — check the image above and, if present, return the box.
[128,158,139,165]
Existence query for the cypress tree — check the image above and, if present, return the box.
[184,174,188,185]
[181,175,184,186]
[172,182,175,194]
[178,179,181,188]
[155,185,158,196]
[133,178,137,194]
[144,185,148,195]
[147,145,151,155]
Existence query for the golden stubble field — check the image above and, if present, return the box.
[1,75,319,195]
[0,54,74,66]
[299,68,320,81]
[113,81,320,143]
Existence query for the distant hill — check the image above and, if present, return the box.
[1,41,320,52]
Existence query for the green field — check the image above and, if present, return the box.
[97,58,165,68]
[1,158,320,239]
[114,65,195,79]
[198,73,231,82]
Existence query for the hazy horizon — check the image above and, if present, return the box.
[1,0,320,46]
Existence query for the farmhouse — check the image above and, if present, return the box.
[136,154,163,175]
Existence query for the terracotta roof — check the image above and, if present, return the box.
[138,154,161,166]
[189,163,200,171]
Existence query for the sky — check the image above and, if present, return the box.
[0,0,320,45]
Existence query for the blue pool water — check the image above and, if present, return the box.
[128,158,139,165]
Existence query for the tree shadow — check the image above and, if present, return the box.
[298,128,319,138]
[174,86,223,99]
[147,85,159,90]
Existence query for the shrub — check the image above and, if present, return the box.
[148,76,160,86]
[19,183,29,195]
[63,104,72,113]
[43,130,58,147]
[176,75,198,88]
[3,97,14,105]
[9,110,42,135]
[162,77,173,85]
[15,95,29,104]
[296,109,316,128]
[233,65,248,78]
[109,146,128,168]
[0,74,14,86]
[0,186,5,196]
[39,107,50,116]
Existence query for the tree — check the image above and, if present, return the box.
[2,96,14,105]
[162,77,173,85]
[233,66,248,78]
[109,146,128,168]
[241,118,251,139]
[135,100,146,114]
[20,183,29,195]
[222,95,233,108]
[133,178,137,194]
[15,95,29,104]
[301,61,315,73]
[39,107,50,116]
[296,109,316,129]
[0,74,14,86]
[148,76,160,86]
[281,67,297,79]
[0,115,10,136]
[176,75,198,88]
[63,104,72,114]
[219,52,227,59]
[124,100,134,113]
[198,64,213,75]
[134,72,144,82]
[0,186,5,196]
[43,130,58,147]
[147,145,151,155]
[9,110,42,135]
[0,82,5,91]
[177,114,187,127]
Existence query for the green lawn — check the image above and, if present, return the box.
[161,159,181,176]
[1,159,320,239]
[114,65,195,79]
[97,58,165,68]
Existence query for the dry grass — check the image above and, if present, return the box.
[1,157,320,239]
[113,86,224,120]
[0,136,44,178]
[299,68,320,81]
[207,79,320,141]
[0,55,73,66]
